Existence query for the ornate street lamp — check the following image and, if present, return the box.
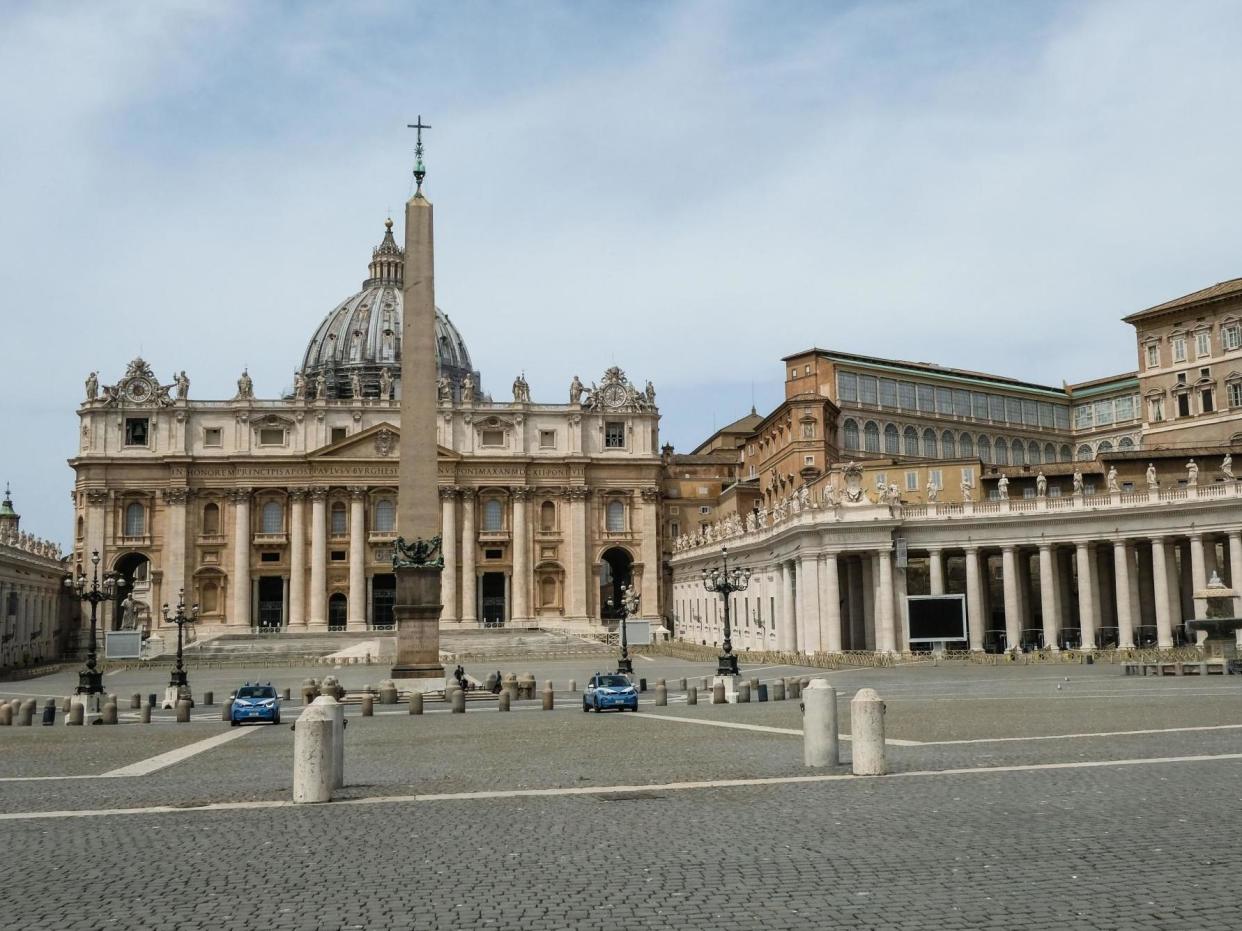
[64,550,125,696]
[162,589,199,692]
[701,545,751,676]
[607,583,640,675]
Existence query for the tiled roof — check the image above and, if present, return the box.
[1124,277,1242,322]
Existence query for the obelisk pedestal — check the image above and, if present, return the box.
[391,566,444,682]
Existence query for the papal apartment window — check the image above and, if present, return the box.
[124,417,149,446]
[203,427,222,447]
[904,471,918,492]
[1202,388,1215,414]
[604,422,625,449]
[1149,397,1165,421]
[1145,345,1159,368]
[330,427,348,444]
[259,428,285,446]
[1229,383,1242,408]
[1224,324,1242,351]
[481,429,505,447]
[1177,393,1191,418]
[1173,336,1187,362]
[1196,331,1211,357]
[539,430,556,448]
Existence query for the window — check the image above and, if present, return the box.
[978,436,991,463]
[1077,444,1093,461]
[541,576,557,607]
[259,428,285,446]
[374,498,395,532]
[540,501,556,531]
[935,387,952,414]
[1146,344,1159,368]
[863,421,880,453]
[843,420,859,450]
[1119,437,1134,449]
[1224,324,1242,351]
[124,418,149,446]
[804,455,814,466]
[1196,331,1211,357]
[1006,398,1022,423]
[260,551,279,563]
[961,466,974,486]
[1202,388,1215,414]
[994,440,1009,465]
[1049,486,1062,498]
[930,468,943,489]
[905,471,918,491]
[606,500,625,532]
[972,393,989,419]
[860,376,878,405]
[204,428,222,447]
[1038,403,1054,428]
[879,379,898,408]
[922,429,937,458]
[331,550,346,561]
[790,369,797,381]
[1044,443,1056,463]
[1060,445,1072,462]
[1054,407,1070,430]
[699,506,710,515]
[539,430,556,448]
[1022,400,1037,426]
[953,390,970,417]
[1011,439,1026,466]
[874,472,887,488]
[202,502,220,535]
[917,385,935,412]
[1023,486,1036,499]
[897,426,915,457]
[330,427,347,444]
[959,434,974,459]
[1094,399,1114,426]
[1074,405,1093,430]
[1173,336,1187,362]
[1229,383,1242,408]
[1115,395,1134,421]
[989,395,1005,421]
[124,502,145,536]
[1177,393,1191,418]
[481,429,505,447]
[330,502,347,535]
[1149,396,1165,422]
[483,499,503,532]
[941,431,956,458]
[884,424,899,454]
[201,582,219,614]
[837,372,858,402]
[261,500,283,533]
[1028,441,1041,465]
[604,422,625,449]
[899,382,917,410]
[670,521,679,538]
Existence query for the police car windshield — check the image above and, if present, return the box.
[597,675,629,688]
[237,686,275,699]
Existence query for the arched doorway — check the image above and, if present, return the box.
[328,592,348,630]
[112,552,152,631]
[599,547,633,619]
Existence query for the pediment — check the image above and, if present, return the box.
[309,422,460,460]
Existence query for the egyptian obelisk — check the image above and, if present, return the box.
[391,117,445,683]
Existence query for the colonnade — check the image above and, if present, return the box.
[0,570,66,669]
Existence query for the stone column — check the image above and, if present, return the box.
[289,490,306,627]
[566,488,589,622]
[231,489,251,627]
[1113,540,1135,649]
[798,554,820,654]
[1038,544,1058,650]
[1190,532,1208,620]
[1229,531,1242,634]
[876,549,895,654]
[893,557,908,653]
[1001,546,1020,652]
[965,547,985,651]
[460,490,477,625]
[779,560,795,651]
[1151,536,1174,648]
[928,548,945,595]
[640,487,660,619]
[161,488,189,605]
[511,488,531,623]
[847,556,865,651]
[439,487,459,623]
[861,555,876,651]
[1075,542,1097,649]
[347,488,367,630]
[309,487,328,629]
[823,552,842,653]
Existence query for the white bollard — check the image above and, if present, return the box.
[309,694,345,789]
[850,687,886,776]
[293,700,336,804]
[802,679,839,768]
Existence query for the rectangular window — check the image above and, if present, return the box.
[484,548,503,560]
[935,387,952,414]
[203,427,222,447]
[930,468,943,489]
[905,471,918,491]
[1022,399,1038,426]
[259,428,285,446]
[699,506,710,515]
[124,417,149,446]
[1202,388,1214,414]
[1074,405,1093,430]
[859,375,878,405]
[1006,398,1022,423]
[1150,397,1165,421]
[260,552,280,563]
[879,378,898,408]
[1196,331,1211,357]
[989,395,1005,422]
[953,389,970,417]
[961,466,974,486]
[1023,487,1036,499]
[1122,482,1135,492]
[539,430,556,448]
[1038,402,1054,428]
[1146,344,1159,368]
[330,550,346,561]
[330,509,347,535]
[874,472,887,488]
[481,429,505,447]
[917,385,935,412]
[670,521,679,538]
[1229,383,1242,408]
[1177,393,1191,418]
[330,427,348,444]
[604,422,625,448]
[899,381,917,410]
[804,455,814,465]
[1093,399,1114,426]
[1083,483,1096,496]
[1049,486,1062,498]
[972,393,989,419]
[1114,395,1134,421]
[1054,406,1070,430]
[1224,325,1242,351]
[837,372,858,402]
[1173,336,1187,362]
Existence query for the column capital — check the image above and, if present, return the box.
[511,486,533,501]
[161,487,191,505]
[347,486,368,499]
[309,486,329,501]
[963,544,979,555]
[439,485,461,500]
[563,486,591,501]
[289,488,308,501]
[1037,541,1053,553]
[640,486,662,502]
[459,486,477,502]
[229,487,252,502]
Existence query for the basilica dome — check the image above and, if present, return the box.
[298,219,480,400]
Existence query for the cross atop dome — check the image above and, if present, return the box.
[407,115,431,194]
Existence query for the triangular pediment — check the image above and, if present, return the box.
[309,422,460,460]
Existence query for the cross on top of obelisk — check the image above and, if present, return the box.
[407,115,431,193]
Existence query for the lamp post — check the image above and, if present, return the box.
[64,550,125,696]
[162,589,198,691]
[701,545,751,676]
[607,583,640,675]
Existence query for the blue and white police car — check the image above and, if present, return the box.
[582,673,639,713]
[229,683,281,726]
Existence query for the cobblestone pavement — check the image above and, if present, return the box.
[2,663,1241,929]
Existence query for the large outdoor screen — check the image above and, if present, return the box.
[906,594,967,643]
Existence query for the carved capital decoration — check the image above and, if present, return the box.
[392,535,444,570]
[511,486,534,501]
[85,489,110,506]
[563,486,591,501]
[640,486,662,502]
[161,487,191,505]
[230,487,252,502]
[309,486,330,501]
[439,485,460,500]
[348,486,368,500]
[289,488,308,501]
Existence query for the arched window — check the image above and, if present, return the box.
[978,436,991,463]
[540,500,556,531]
[201,581,219,614]
[922,429,937,458]
[1060,444,1072,463]
[124,502,145,537]
[202,502,220,535]
[374,498,395,532]
[606,500,625,532]
[1077,444,1093,461]
[483,499,503,532]
[995,440,1009,465]
[959,434,975,459]
[903,426,919,457]
[1044,443,1056,463]
[863,421,880,453]
[842,420,859,451]
[1097,440,1113,453]
[941,431,956,458]
[330,502,347,535]
[1011,439,1026,465]
[1028,441,1041,465]
[1118,437,1134,449]
[76,516,84,540]
[541,576,557,607]
[883,424,900,455]
[261,500,283,534]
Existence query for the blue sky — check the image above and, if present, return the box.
[4,0,1242,543]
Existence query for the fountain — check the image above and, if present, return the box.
[1186,572,1242,674]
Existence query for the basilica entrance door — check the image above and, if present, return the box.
[328,593,347,631]
[481,572,506,628]
[371,574,395,629]
[257,577,283,630]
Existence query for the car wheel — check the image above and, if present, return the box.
[272,714,280,726]
[230,719,239,727]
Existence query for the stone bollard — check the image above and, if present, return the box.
[67,702,84,726]
[148,693,157,709]
[687,686,697,705]
[101,702,118,725]
[130,693,142,710]
[176,699,191,723]
[639,678,647,693]
[749,676,760,695]
[42,700,56,726]
[505,679,519,703]
[451,688,466,713]
[700,677,710,691]
[712,682,726,704]
[409,692,423,715]
[677,678,687,691]
[222,700,233,722]
[518,674,536,700]
[292,699,336,804]
[657,678,666,689]
[737,682,750,703]
[378,680,398,705]
[655,684,667,706]
[772,680,786,702]
[757,683,769,702]
[542,683,555,711]
[0,703,10,725]
[309,694,345,789]
[850,688,886,776]
[203,691,214,706]
[361,695,374,717]
[140,704,151,724]
[302,686,317,705]
[787,677,801,700]
[802,680,839,768]
[568,679,577,693]
[498,691,511,712]
[61,697,71,713]
[282,687,292,701]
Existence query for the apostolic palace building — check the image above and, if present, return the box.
[56,190,1242,662]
